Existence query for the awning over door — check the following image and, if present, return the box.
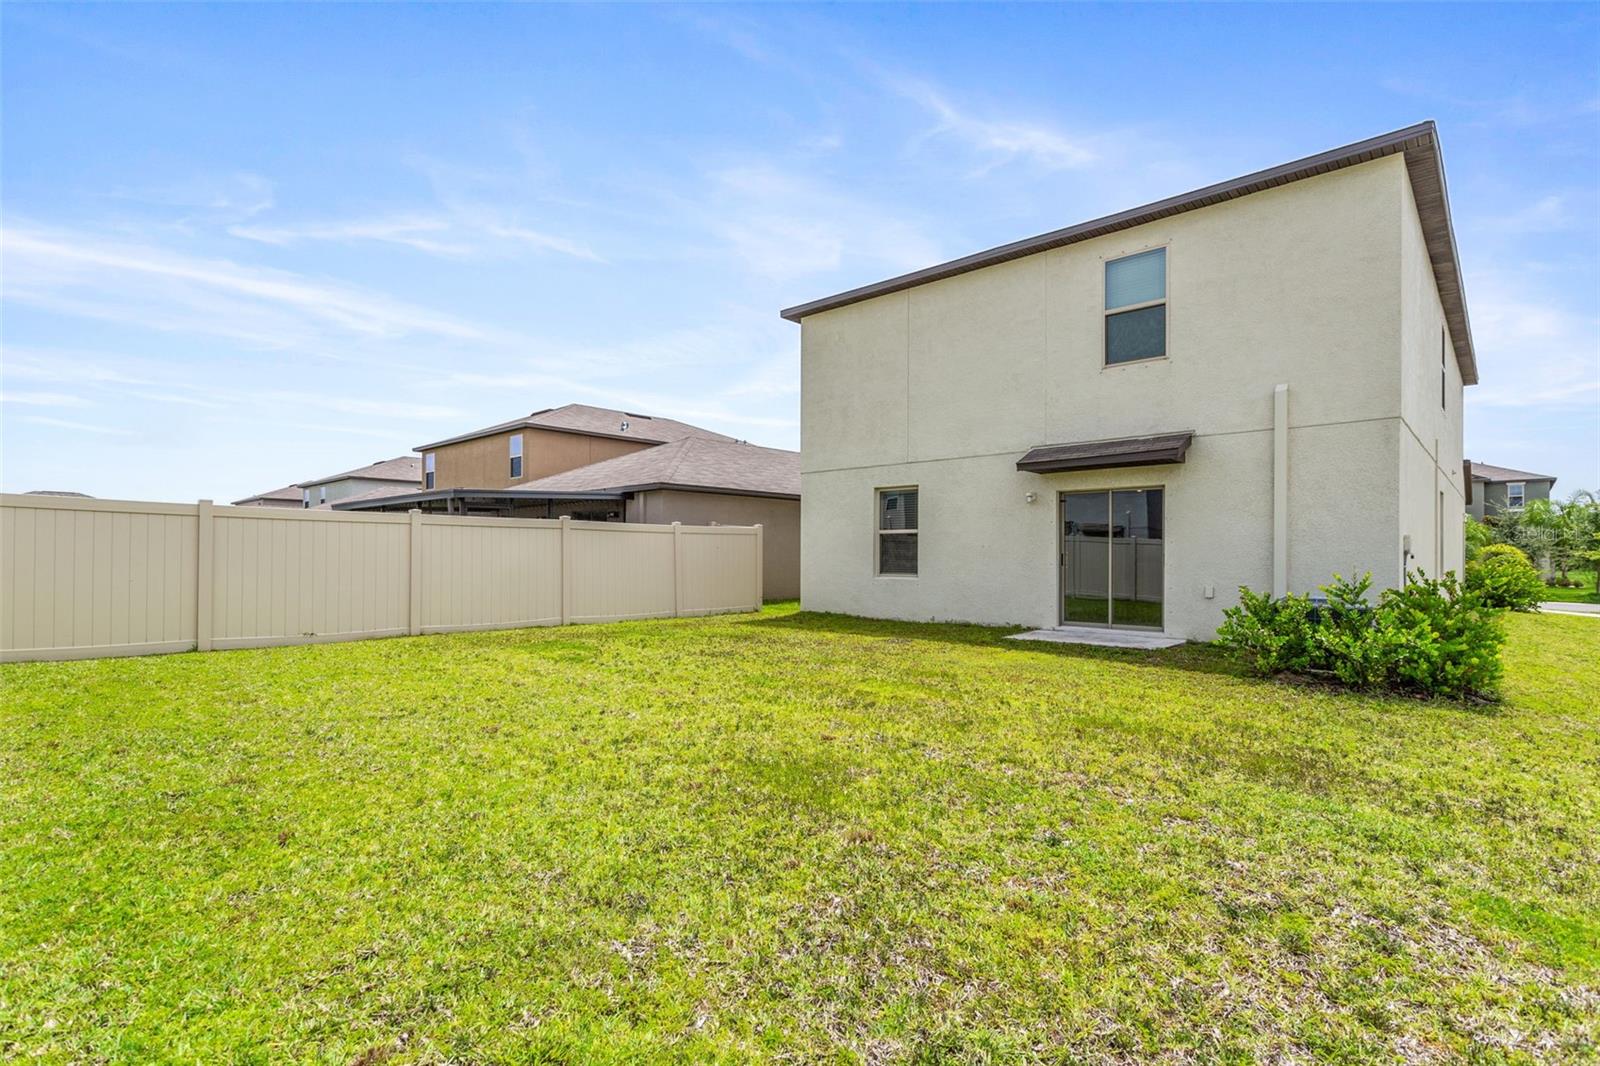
[1016,431,1195,474]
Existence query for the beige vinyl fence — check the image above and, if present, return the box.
[0,494,763,662]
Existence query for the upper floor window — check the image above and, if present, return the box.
[302,489,312,509]
[318,486,327,506]
[424,452,436,490]
[1507,482,1525,509]
[509,434,524,479]
[877,488,918,576]
[1104,247,1166,365]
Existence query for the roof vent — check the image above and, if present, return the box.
[620,419,629,432]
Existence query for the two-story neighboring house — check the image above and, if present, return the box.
[339,404,803,599]
[297,456,421,508]
[1466,462,1556,520]
[414,404,735,492]
[782,122,1476,641]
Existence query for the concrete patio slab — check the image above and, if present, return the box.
[1008,626,1185,650]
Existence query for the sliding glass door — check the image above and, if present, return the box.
[1060,489,1164,629]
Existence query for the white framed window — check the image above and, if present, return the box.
[318,486,327,506]
[509,434,524,479]
[302,489,312,509]
[876,487,918,576]
[1507,482,1525,509]
[424,452,436,490]
[1104,247,1166,365]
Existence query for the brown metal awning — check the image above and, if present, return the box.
[1016,431,1195,474]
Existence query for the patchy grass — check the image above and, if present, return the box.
[3,606,1597,1063]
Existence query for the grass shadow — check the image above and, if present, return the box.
[738,608,1246,679]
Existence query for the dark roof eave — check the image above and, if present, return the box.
[613,482,800,501]
[334,488,627,511]
[780,121,1478,386]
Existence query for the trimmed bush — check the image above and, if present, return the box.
[1465,544,1545,611]
[1216,571,1503,700]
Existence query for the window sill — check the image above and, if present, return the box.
[1102,355,1170,371]
[875,573,919,580]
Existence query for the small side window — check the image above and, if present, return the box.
[509,434,524,479]
[877,488,919,576]
[302,489,311,509]
[1105,248,1166,365]
[1508,482,1525,509]
[424,452,436,490]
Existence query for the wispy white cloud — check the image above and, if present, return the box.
[229,216,475,257]
[113,171,275,222]
[1465,268,1600,408]
[1,390,92,408]
[2,224,501,347]
[22,415,135,436]
[702,164,942,277]
[887,75,1098,173]
[1480,194,1577,236]
[230,212,603,263]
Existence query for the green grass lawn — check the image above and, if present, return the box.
[4,606,1597,1063]
[1542,571,1600,605]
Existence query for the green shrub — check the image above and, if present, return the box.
[1217,571,1503,700]
[1465,544,1545,611]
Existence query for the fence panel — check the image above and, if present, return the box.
[0,495,760,662]
[567,521,676,623]
[419,516,562,633]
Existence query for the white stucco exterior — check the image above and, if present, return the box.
[796,154,1470,641]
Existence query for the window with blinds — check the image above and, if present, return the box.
[877,488,918,576]
[1105,247,1166,365]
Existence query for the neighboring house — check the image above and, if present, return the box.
[23,490,93,498]
[517,438,800,598]
[338,405,802,599]
[231,484,303,509]
[297,456,421,508]
[1465,462,1556,520]
[414,404,735,492]
[782,121,1474,642]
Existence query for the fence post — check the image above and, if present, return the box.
[672,522,683,617]
[408,509,423,636]
[753,523,764,609]
[196,499,214,652]
[559,516,571,625]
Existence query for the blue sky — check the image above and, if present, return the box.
[2,3,1596,501]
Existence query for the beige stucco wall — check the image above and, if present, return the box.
[428,427,652,490]
[800,155,1466,640]
[629,489,800,600]
[1398,170,1468,580]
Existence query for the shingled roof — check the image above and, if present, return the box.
[416,404,736,451]
[231,484,302,506]
[298,456,421,489]
[781,121,1478,386]
[515,437,799,499]
[1468,462,1557,484]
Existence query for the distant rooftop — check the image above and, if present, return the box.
[231,484,302,505]
[416,403,736,452]
[1468,462,1556,484]
[517,437,799,499]
[298,455,421,489]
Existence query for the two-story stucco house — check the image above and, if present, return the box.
[783,122,1477,641]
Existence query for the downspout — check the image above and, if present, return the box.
[1273,384,1289,599]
